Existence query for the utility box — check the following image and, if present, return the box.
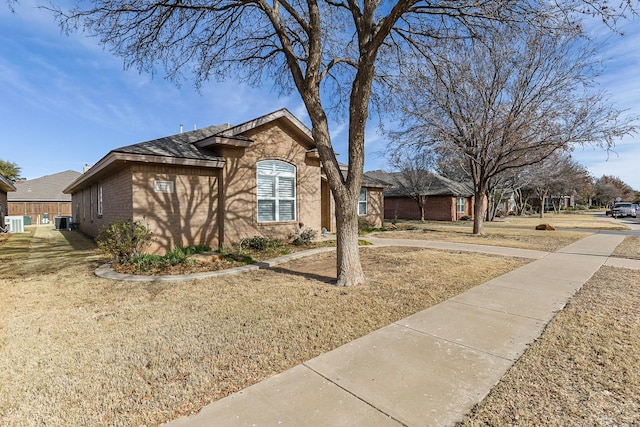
[5,216,25,233]
[55,216,73,231]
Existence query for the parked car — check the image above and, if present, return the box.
[611,202,637,218]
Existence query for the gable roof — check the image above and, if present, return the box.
[9,170,80,201]
[364,170,473,197]
[0,174,16,193]
[65,109,316,194]
[195,108,315,150]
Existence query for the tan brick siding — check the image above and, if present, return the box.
[131,164,220,253]
[361,187,384,228]
[73,166,133,238]
[220,121,322,246]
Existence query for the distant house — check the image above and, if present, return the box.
[0,173,17,226]
[8,170,81,224]
[365,170,474,221]
[64,109,386,253]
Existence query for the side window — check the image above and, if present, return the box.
[257,160,296,222]
[456,197,465,213]
[90,185,94,221]
[97,183,103,216]
[358,188,368,216]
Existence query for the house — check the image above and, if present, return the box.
[8,170,81,225]
[364,170,474,221]
[64,109,385,253]
[0,173,17,226]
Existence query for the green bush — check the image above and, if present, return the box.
[125,244,212,272]
[96,220,153,264]
[239,236,283,251]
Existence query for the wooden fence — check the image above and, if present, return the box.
[8,201,72,224]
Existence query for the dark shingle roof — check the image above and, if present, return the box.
[9,170,81,202]
[364,170,473,197]
[113,125,230,161]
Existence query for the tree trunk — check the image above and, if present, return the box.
[417,196,426,222]
[334,190,365,287]
[539,195,545,218]
[472,191,485,235]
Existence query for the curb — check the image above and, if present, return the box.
[95,246,337,282]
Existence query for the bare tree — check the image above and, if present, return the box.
[51,1,637,285]
[388,148,436,222]
[523,153,586,217]
[594,175,635,207]
[390,22,636,234]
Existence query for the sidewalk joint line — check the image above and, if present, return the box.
[301,364,410,427]
[393,322,516,362]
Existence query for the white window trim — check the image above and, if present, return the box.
[257,160,296,223]
[456,197,465,213]
[97,183,103,216]
[90,185,94,221]
[358,188,368,216]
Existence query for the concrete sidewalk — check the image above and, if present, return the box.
[166,233,625,427]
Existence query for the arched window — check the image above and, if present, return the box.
[256,160,296,222]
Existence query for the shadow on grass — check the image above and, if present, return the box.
[0,226,100,280]
[267,266,337,284]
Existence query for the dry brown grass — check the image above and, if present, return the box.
[0,227,528,426]
[460,266,640,426]
[612,235,640,260]
[375,213,629,252]
[376,227,590,252]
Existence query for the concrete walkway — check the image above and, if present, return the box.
[165,232,630,427]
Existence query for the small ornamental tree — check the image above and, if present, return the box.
[96,220,153,264]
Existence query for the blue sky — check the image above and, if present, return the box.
[1,2,639,190]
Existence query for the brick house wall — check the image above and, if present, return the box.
[385,195,473,221]
[220,121,322,246]
[319,182,384,232]
[0,191,7,218]
[131,164,220,253]
[361,187,384,228]
[73,166,133,239]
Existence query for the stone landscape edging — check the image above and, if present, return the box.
[94,246,337,282]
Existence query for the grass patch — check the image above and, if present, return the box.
[460,266,640,426]
[377,227,590,252]
[611,235,640,260]
[0,227,529,426]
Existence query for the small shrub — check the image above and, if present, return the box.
[126,254,167,272]
[96,220,153,264]
[291,227,317,246]
[358,217,375,232]
[459,215,472,221]
[239,236,282,252]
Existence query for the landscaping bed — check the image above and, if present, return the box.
[110,239,338,276]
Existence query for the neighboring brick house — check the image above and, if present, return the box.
[64,109,385,253]
[0,173,17,226]
[8,170,81,224]
[365,170,474,221]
